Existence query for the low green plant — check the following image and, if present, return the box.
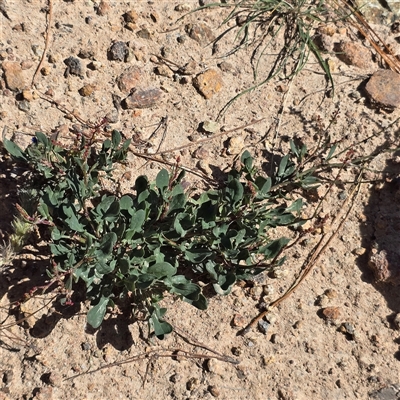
[3,130,317,337]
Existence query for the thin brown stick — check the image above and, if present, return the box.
[173,325,236,362]
[335,0,400,73]
[129,146,217,185]
[31,0,53,87]
[154,118,265,156]
[64,348,239,382]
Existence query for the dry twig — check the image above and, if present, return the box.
[31,0,53,87]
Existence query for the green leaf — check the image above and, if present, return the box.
[285,198,303,213]
[325,143,337,161]
[129,209,145,232]
[151,312,173,339]
[170,280,201,299]
[241,150,253,171]
[189,293,208,310]
[185,247,214,263]
[96,259,116,274]
[213,272,236,295]
[111,130,121,148]
[124,275,138,291]
[226,179,244,205]
[98,195,116,213]
[278,154,289,176]
[102,139,112,152]
[168,193,186,214]
[118,258,130,274]
[49,241,71,256]
[260,237,290,259]
[35,131,51,146]
[62,205,85,232]
[301,176,320,189]
[104,200,120,222]
[119,195,133,210]
[147,262,177,278]
[3,139,27,162]
[290,140,299,158]
[173,213,194,238]
[156,169,169,190]
[98,232,117,256]
[255,176,271,195]
[37,203,51,220]
[87,296,109,329]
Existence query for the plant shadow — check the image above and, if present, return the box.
[357,144,400,321]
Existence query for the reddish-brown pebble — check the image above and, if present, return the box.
[321,306,341,321]
[193,69,223,99]
[117,67,142,92]
[232,313,246,327]
[365,69,400,109]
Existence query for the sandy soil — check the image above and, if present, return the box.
[1,1,400,399]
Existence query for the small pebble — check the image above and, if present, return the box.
[64,56,83,76]
[179,60,197,75]
[175,3,191,12]
[124,88,163,109]
[193,146,209,160]
[208,385,220,397]
[117,67,141,92]
[124,10,138,23]
[263,284,274,296]
[44,88,54,97]
[177,35,187,44]
[186,377,199,391]
[227,135,245,155]
[231,347,241,356]
[218,61,236,74]
[125,22,137,32]
[325,289,338,299]
[270,333,279,343]
[197,160,212,175]
[22,89,35,101]
[185,22,215,45]
[340,322,356,336]
[20,60,34,70]
[352,247,367,256]
[321,306,341,321]
[232,313,246,327]
[365,69,400,110]
[97,0,110,16]
[2,61,28,91]
[89,61,102,70]
[48,54,59,64]
[293,320,302,329]
[17,100,30,112]
[137,28,152,40]
[108,41,129,62]
[81,342,91,351]
[40,66,51,76]
[207,359,223,375]
[79,84,96,97]
[193,69,223,98]
[258,319,270,335]
[154,65,174,78]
